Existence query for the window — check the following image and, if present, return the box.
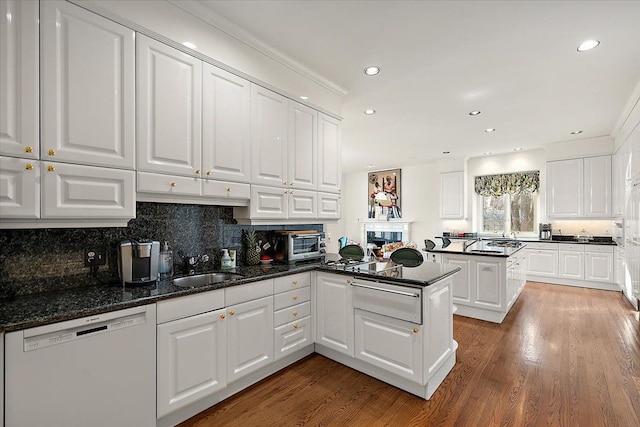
[475,171,539,235]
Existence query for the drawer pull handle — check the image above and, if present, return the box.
[293,324,298,329]
[292,311,298,316]
[293,296,298,301]
[24,146,33,153]
[47,165,55,172]
[228,310,235,316]
[206,171,211,176]
[170,182,176,187]
[25,163,34,170]
[413,328,419,334]
[48,149,55,156]
[351,282,420,298]
[220,314,225,319]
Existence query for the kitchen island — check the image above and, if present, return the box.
[425,239,527,323]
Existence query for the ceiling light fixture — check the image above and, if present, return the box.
[483,152,492,155]
[571,130,583,134]
[577,40,600,52]
[469,110,481,116]
[514,147,524,151]
[182,41,197,50]
[364,109,376,115]
[367,164,375,168]
[299,96,309,100]
[442,151,450,154]
[364,66,381,76]
[485,128,495,133]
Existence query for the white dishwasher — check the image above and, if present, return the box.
[5,304,156,427]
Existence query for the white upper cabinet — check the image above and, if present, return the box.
[317,192,341,220]
[137,34,202,177]
[440,171,465,219]
[0,156,39,219]
[40,0,134,169]
[251,84,288,186]
[583,155,611,217]
[547,156,612,218]
[288,102,317,190]
[546,158,584,217]
[202,63,251,183]
[0,0,39,159]
[317,113,342,194]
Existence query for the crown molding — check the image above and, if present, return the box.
[168,0,349,97]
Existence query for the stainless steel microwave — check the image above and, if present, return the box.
[274,231,326,263]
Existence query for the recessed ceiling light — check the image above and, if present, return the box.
[442,151,450,154]
[577,40,600,52]
[469,110,481,116]
[299,96,308,100]
[182,41,197,50]
[571,130,583,134]
[364,66,380,76]
[483,152,492,155]
[364,109,376,115]
[485,128,495,133]
[514,147,524,151]
[367,164,375,168]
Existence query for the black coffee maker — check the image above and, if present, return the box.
[539,223,552,240]
[118,239,160,286]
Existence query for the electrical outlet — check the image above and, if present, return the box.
[85,248,106,267]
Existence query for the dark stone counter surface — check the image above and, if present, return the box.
[0,258,460,332]
[425,240,527,257]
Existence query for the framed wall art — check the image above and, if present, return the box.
[368,169,401,219]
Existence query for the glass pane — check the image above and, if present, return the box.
[483,196,505,232]
[511,193,535,232]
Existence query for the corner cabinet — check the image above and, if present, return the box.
[440,171,465,219]
[547,156,611,218]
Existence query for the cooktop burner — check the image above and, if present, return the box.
[323,258,368,268]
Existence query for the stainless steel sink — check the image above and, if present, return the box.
[172,272,243,288]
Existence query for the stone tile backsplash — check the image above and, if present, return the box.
[0,202,322,297]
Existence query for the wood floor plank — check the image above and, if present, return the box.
[179,281,640,427]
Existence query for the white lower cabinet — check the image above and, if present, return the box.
[526,246,559,277]
[354,309,423,382]
[559,247,585,280]
[274,316,312,361]
[273,273,313,360]
[226,296,274,383]
[315,272,354,356]
[156,308,227,418]
[585,250,614,282]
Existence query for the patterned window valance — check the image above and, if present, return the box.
[474,171,540,197]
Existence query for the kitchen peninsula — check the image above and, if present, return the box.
[425,239,527,323]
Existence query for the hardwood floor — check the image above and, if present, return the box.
[180,282,640,426]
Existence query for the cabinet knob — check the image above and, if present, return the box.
[206,171,211,176]
[292,280,298,285]
[25,163,34,170]
[226,187,231,192]
[290,182,294,186]
[283,181,288,186]
[195,169,200,175]
[47,165,55,172]
[346,279,351,284]
[48,149,55,156]
[170,182,176,187]
[220,314,225,319]
[292,311,298,316]
[24,146,33,153]
[229,310,235,316]
[293,324,298,329]
[413,328,419,334]
[292,296,298,301]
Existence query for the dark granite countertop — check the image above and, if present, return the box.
[0,257,460,332]
[425,240,527,257]
[440,236,616,246]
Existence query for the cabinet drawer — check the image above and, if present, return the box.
[274,286,311,311]
[137,171,201,196]
[525,242,559,250]
[274,301,311,327]
[202,179,250,200]
[225,279,274,306]
[274,272,311,294]
[274,316,312,361]
[157,289,225,324]
[561,244,584,252]
[585,245,614,254]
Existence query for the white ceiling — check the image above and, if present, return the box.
[194,0,640,174]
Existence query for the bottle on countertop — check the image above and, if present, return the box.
[158,241,173,280]
[229,249,237,268]
[221,249,233,269]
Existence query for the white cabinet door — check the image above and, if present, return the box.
[0,156,39,219]
[317,192,341,219]
[157,308,227,418]
[475,260,502,308]
[41,0,135,169]
[317,113,342,194]
[0,0,38,159]
[274,316,312,361]
[443,256,471,303]
[558,250,584,279]
[526,249,559,277]
[227,296,274,383]
[315,273,354,356]
[288,102,317,190]
[41,162,135,219]
[585,251,613,282]
[354,310,422,382]
[202,63,250,183]
[137,35,202,177]
[249,185,288,219]
[440,171,465,219]
[251,84,288,186]
[288,189,317,219]
[584,155,612,217]
[547,158,584,217]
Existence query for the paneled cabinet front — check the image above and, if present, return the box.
[156,308,227,418]
[317,113,342,194]
[288,102,318,190]
[137,34,202,177]
[0,0,39,159]
[0,156,39,219]
[315,273,354,356]
[41,0,135,169]
[249,185,317,219]
[251,85,288,186]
